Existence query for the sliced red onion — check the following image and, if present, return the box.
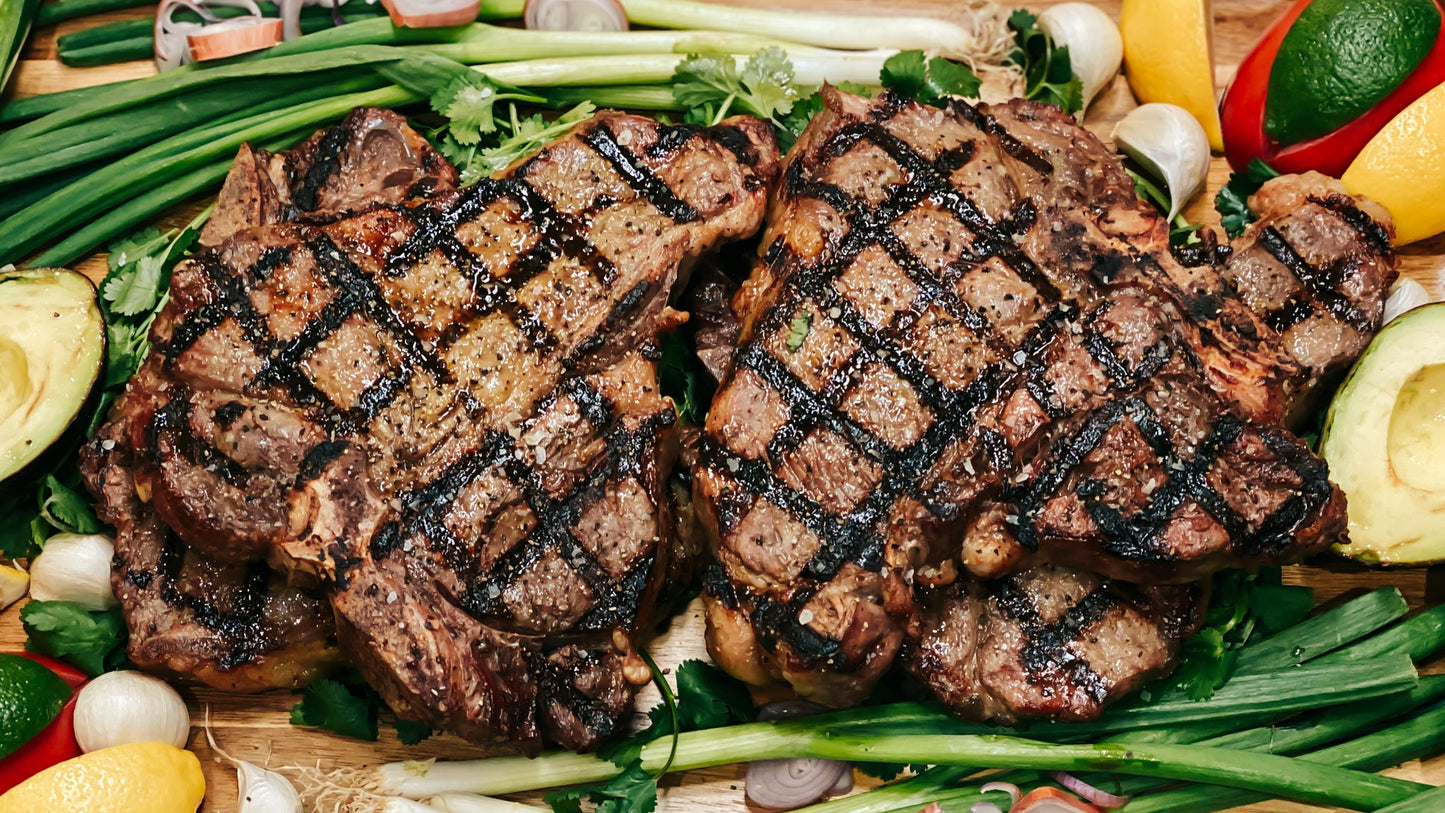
[970,804,1004,813]
[1048,773,1128,809]
[187,16,282,60]
[747,758,850,811]
[154,0,264,69]
[524,0,627,32]
[746,700,851,810]
[379,0,478,27]
[981,781,1022,806]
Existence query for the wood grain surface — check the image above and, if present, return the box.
[7,2,1445,811]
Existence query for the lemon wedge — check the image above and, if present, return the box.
[1342,80,1445,246]
[0,563,26,611]
[0,743,205,813]
[1119,0,1224,151]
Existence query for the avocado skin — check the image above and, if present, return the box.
[0,267,105,484]
[1321,301,1445,565]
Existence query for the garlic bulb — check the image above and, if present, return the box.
[29,533,118,611]
[1113,103,1212,221]
[1384,278,1432,325]
[1038,3,1123,114]
[74,670,191,752]
[205,716,304,813]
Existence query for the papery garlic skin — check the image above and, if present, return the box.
[74,670,191,752]
[1114,102,1212,221]
[29,533,118,611]
[1384,278,1433,325]
[1039,2,1123,114]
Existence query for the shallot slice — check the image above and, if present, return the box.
[524,0,627,32]
[746,700,853,810]
[154,0,266,69]
[188,17,283,60]
[1048,772,1128,809]
[380,0,479,28]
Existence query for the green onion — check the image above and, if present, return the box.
[1233,587,1407,673]
[1320,604,1445,666]
[0,73,387,187]
[1,0,40,88]
[615,0,997,61]
[1119,699,1445,813]
[1376,783,1445,813]
[34,0,149,27]
[0,84,419,265]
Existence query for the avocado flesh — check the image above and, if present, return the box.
[1322,301,1445,564]
[0,267,104,482]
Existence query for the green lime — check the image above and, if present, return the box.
[0,654,72,759]
[1265,0,1441,146]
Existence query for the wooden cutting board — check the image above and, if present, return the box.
[7,2,1445,810]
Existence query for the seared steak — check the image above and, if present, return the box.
[697,89,1394,718]
[85,108,780,751]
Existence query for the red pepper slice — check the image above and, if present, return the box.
[0,696,83,794]
[14,652,89,691]
[1220,0,1445,176]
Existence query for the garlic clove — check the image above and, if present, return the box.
[1039,2,1123,115]
[1384,277,1433,325]
[74,670,192,752]
[29,533,119,611]
[1113,102,1212,221]
[204,712,304,813]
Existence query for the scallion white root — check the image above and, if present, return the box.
[616,0,1015,71]
[425,793,549,812]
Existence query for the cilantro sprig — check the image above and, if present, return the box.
[1009,10,1084,114]
[1127,168,1205,249]
[1169,569,1313,700]
[289,668,433,744]
[879,50,981,109]
[1216,158,1282,238]
[439,101,598,186]
[673,47,803,129]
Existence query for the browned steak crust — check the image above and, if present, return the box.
[696,88,1394,720]
[84,109,779,751]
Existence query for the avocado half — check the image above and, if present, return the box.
[0,267,105,482]
[1322,301,1445,564]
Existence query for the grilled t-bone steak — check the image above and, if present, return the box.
[84,107,780,751]
[79,109,459,692]
[696,88,1395,720]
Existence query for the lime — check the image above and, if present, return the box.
[0,743,205,813]
[0,653,73,759]
[1265,0,1441,146]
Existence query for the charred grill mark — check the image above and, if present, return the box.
[1265,298,1316,334]
[996,579,1115,703]
[151,392,250,488]
[750,587,844,666]
[534,648,624,738]
[1310,194,1393,255]
[1257,227,1373,332]
[249,246,292,284]
[582,123,701,224]
[156,531,274,669]
[296,439,351,486]
[948,98,1055,177]
[291,124,349,213]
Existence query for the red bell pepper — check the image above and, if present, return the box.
[0,652,87,793]
[15,652,89,691]
[1220,0,1445,177]
[0,698,81,794]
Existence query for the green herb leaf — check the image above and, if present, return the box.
[37,474,100,535]
[1009,10,1085,114]
[394,719,433,746]
[100,255,166,318]
[290,677,379,741]
[1169,568,1311,700]
[471,102,597,182]
[105,227,167,273]
[658,331,712,426]
[432,73,506,146]
[880,50,981,108]
[786,310,812,352]
[598,660,753,768]
[0,488,45,561]
[546,760,658,813]
[20,601,127,676]
[1127,169,1204,249]
[673,47,805,129]
[1216,158,1282,238]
